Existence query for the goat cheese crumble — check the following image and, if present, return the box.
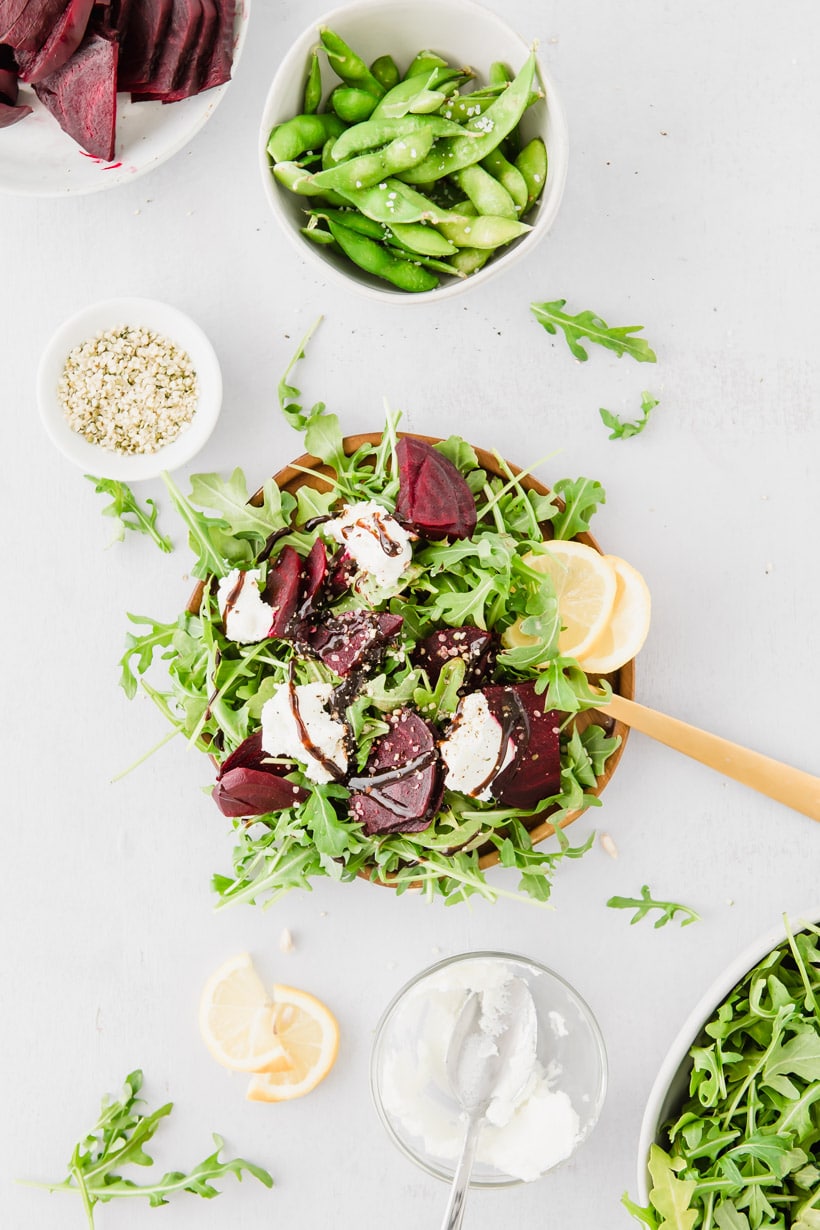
[323,500,412,592]
[216,569,272,643]
[261,681,348,785]
[439,692,515,799]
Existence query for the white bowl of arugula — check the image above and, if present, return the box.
[629,908,820,1228]
[120,329,634,908]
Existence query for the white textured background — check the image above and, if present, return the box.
[2,1,820,1227]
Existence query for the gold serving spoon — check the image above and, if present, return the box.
[604,692,820,823]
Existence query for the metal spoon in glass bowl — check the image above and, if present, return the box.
[439,978,538,1230]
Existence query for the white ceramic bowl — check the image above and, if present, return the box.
[370,950,607,1187]
[258,0,569,303]
[636,905,820,1204]
[37,297,223,482]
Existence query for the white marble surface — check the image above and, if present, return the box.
[2,2,820,1227]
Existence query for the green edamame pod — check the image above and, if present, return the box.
[403,50,450,78]
[372,67,469,119]
[371,54,400,90]
[386,221,458,257]
[326,218,439,291]
[515,137,548,208]
[338,178,469,225]
[489,61,512,87]
[321,136,338,171]
[402,53,537,183]
[451,165,518,220]
[331,114,476,162]
[437,85,504,123]
[267,113,346,163]
[301,223,336,246]
[310,207,387,241]
[303,48,323,114]
[272,161,347,204]
[481,148,529,212]
[449,246,491,275]
[309,127,436,193]
[435,214,531,248]
[329,85,379,123]
[319,27,385,97]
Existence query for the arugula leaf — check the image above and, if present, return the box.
[646,1145,697,1229]
[85,476,173,553]
[599,392,659,440]
[607,885,700,928]
[550,476,606,540]
[26,1070,272,1227]
[531,299,658,363]
[278,316,325,431]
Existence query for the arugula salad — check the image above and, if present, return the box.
[121,329,622,907]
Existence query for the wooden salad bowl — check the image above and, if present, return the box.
[189,432,634,873]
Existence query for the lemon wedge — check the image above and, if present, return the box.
[246,985,340,1102]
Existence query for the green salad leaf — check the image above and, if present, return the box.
[600,391,659,440]
[531,298,658,363]
[23,1070,272,1227]
[607,885,700,929]
[120,324,624,908]
[625,918,820,1229]
[85,476,173,553]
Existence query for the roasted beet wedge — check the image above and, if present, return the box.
[299,610,402,677]
[33,30,117,160]
[3,0,69,54]
[297,539,327,618]
[395,436,477,541]
[481,682,561,809]
[413,626,497,689]
[16,0,95,83]
[0,96,30,123]
[348,709,442,835]
[264,545,302,638]
[213,730,309,818]
[325,546,357,597]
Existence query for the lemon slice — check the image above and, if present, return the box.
[576,555,651,675]
[504,541,618,661]
[198,953,292,1074]
[246,985,340,1102]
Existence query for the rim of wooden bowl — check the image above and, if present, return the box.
[188,431,634,877]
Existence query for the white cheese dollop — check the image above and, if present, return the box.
[216,568,272,643]
[260,681,348,785]
[439,692,515,800]
[323,500,412,592]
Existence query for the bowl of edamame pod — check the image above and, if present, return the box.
[259,0,568,300]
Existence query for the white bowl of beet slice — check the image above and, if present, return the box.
[0,0,251,196]
[187,432,634,889]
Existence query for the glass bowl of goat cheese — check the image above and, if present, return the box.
[37,296,223,481]
[370,950,607,1186]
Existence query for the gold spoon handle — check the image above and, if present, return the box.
[604,692,820,823]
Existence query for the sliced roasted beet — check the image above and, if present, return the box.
[297,538,327,618]
[395,436,477,541]
[0,3,33,42]
[0,43,19,102]
[16,0,94,81]
[264,545,302,638]
[212,729,309,817]
[130,0,203,99]
[348,709,442,835]
[325,546,357,596]
[33,31,117,160]
[481,682,561,809]
[413,626,497,689]
[197,0,233,93]
[154,0,216,101]
[4,0,70,54]
[16,0,94,83]
[299,610,403,677]
[0,95,29,123]
[117,0,172,89]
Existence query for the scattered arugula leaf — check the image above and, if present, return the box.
[531,299,658,363]
[277,316,326,431]
[625,919,820,1230]
[24,1070,272,1228]
[550,476,607,540]
[607,885,700,929]
[600,392,660,440]
[85,475,173,553]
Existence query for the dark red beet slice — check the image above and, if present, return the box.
[348,709,442,835]
[413,626,497,688]
[155,0,216,101]
[325,546,357,596]
[4,0,70,54]
[264,545,302,638]
[130,0,203,100]
[0,43,19,101]
[299,610,402,677]
[33,31,117,160]
[197,0,233,93]
[16,0,94,83]
[117,0,172,89]
[0,96,30,123]
[212,729,309,818]
[297,539,327,617]
[0,2,33,42]
[481,682,561,809]
[395,436,477,541]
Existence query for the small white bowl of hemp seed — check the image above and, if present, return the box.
[37,297,223,481]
